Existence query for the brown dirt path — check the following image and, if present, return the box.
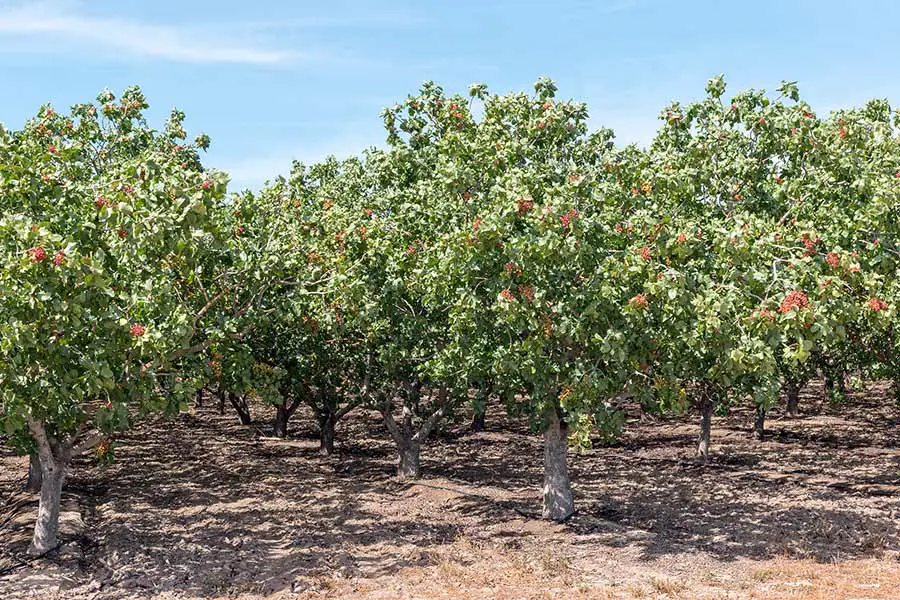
[2,381,898,598]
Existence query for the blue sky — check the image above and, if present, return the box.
[1,0,898,189]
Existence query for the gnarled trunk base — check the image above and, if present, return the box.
[229,392,252,425]
[217,389,226,415]
[396,442,421,481]
[471,410,486,433]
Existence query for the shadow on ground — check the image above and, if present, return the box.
[0,380,897,598]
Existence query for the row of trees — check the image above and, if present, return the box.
[1,77,897,555]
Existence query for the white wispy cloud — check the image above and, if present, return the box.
[238,12,431,31]
[0,2,296,64]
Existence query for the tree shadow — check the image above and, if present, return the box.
[1,404,536,598]
[564,386,899,562]
[1,381,897,598]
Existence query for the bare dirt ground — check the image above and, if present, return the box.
[2,381,899,599]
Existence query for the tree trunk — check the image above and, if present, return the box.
[318,413,336,456]
[785,380,800,417]
[397,441,421,481]
[273,403,289,438]
[542,402,574,521]
[229,392,252,425]
[195,387,204,409]
[824,373,835,400]
[382,384,447,481]
[26,453,42,493]
[471,381,491,433]
[471,410,486,433]
[217,388,226,415]
[382,400,420,481]
[30,455,66,555]
[26,420,73,556]
[754,404,766,440]
[697,396,714,461]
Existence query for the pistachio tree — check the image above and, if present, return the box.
[643,76,898,453]
[0,89,264,554]
[393,79,659,519]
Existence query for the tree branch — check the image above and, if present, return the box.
[381,394,405,446]
[26,419,55,465]
[414,384,449,443]
[71,431,106,457]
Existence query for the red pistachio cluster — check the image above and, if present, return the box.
[780,291,810,314]
[867,297,888,312]
[28,246,47,262]
[630,294,648,309]
[504,262,522,277]
[801,234,820,256]
[559,209,578,229]
[517,198,534,216]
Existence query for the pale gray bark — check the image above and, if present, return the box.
[26,420,105,555]
[273,404,289,438]
[318,413,336,455]
[31,457,66,555]
[27,420,70,556]
[542,401,574,521]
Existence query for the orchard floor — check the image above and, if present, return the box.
[2,382,899,599]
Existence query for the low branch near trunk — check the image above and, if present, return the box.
[229,392,252,425]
